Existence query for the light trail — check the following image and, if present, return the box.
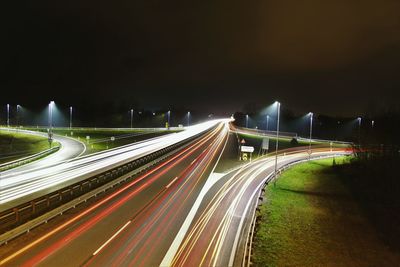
[83,123,228,267]
[170,150,352,267]
[0,120,228,209]
[0,122,226,266]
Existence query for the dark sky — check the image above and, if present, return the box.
[1,0,400,116]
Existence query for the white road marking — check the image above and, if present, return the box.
[93,220,131,256]
[166,177,179,189]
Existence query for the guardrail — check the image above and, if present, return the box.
[0,126,212,238]
[241,153,350,266]
[0,138,197,246]
[297,136,353,145]
[231,125,298,138]
[13,126,183,132]
[0,146,60,172]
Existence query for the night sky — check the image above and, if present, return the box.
[1,1,400,116]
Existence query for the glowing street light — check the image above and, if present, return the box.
[69,106,73,129]
[187,111,191,126]
[130,109,134,129]
[49,101,54,129]
[245,114,249,128]
[16,104,21,128]
[274,101,280,186]
[308,112,314,160]
[48,101,55,147]
[6,104,10,127]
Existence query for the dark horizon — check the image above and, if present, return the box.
[1,1,400,116]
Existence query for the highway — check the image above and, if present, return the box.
[166,149,352,267]
[0,121,352,267]
[0,120,224,211]
[0,128,86,175]
[0,121,229,266]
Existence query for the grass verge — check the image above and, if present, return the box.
[0,130,57,164]
[23,128,174,154]
[252,157,400,266]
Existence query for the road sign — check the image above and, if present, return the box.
[261,138,269,150]
[240,139,246,144]
[242,152,248,161]
[111,136,115,141]
[241,145,254,153]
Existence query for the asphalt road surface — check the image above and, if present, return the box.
[0,129,86,175]
[0,121,224,211]
[167,149,351,267]
[0,123,351,267]
[0,122,229,266]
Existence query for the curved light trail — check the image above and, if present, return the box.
[0,120,227,209]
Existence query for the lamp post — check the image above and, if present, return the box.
[187,111,191,126]
[167,110,171,127]
[245,114,249,128]
[130,109,133,129]
[49,101,54,130]
[357,117,362,146]
[266,115,270,131]
[308,112,313,160]
[274,101,280,186]
[69,106,73,129]
[48,101,54,147]
[6,104,10,127]
[16,104,21,128]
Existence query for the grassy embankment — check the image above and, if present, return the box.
[252,156,400,266]
[0,130,58,164]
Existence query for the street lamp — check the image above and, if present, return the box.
[6,104,10,127]
[49,101,54,129]
[245,114,249,128]
[308,112,314,160]
[48,101,54,147]
[357,117,362,148]
[69,106,73,129]
[187,111,191,126]
[274,101,280,186]
[16,104,21,128]
[130,109,133,129]
[167,110,171,127]
[266,115,270,131]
